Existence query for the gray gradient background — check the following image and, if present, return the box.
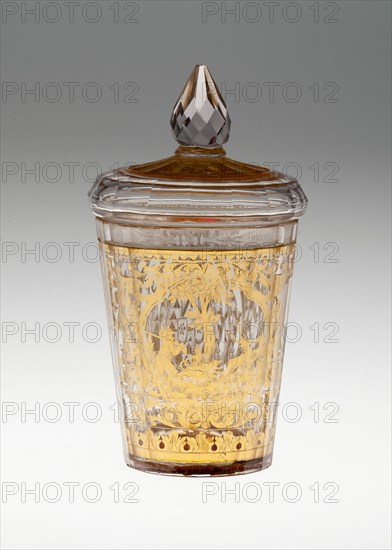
[1,1,391,549]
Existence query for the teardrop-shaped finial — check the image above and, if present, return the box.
[170,65,231,147]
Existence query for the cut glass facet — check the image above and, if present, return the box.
[170,65,231,146]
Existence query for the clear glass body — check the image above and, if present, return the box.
[90,146,307,476]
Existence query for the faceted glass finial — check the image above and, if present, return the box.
[170,64,231,147]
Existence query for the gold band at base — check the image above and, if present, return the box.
[127,454,273,477]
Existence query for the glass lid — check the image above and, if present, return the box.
[89,65,307,226]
